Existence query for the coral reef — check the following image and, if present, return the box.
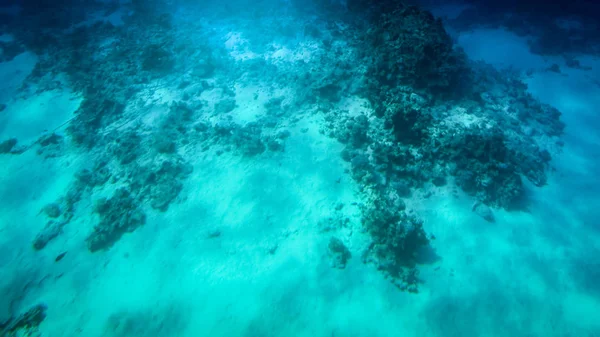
[361,196,430,292]
[109,131,143,165]
[305,1,564,289]
[360,4,472,97]
[128,157,193,211]
[86,188,146,252]
[67,97,126,148]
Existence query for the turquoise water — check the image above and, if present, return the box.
[1,1,599,336]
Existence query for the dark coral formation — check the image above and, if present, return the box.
[86,188,146,252]
[328,237,352,269]
[338,4,562,209]
[0,138,18,154]
[75,160,113,189]
[361,197,430,292]
[68,97,125,148]
[128,157,193,212]
[359,4,472,97]
[0,303,47,337]
[307,1,564,290]
[0,138,26,155]
[210,115,288,157]
[152,102,199,154]
[232,123,267,157]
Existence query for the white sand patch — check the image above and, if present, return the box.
[0,90,80,144]
[265,42,319,64]
[442,106,488,129]
[140,103,169,128]
[230,83,267,123]
[338,96,371,117]
[224,32,259,61]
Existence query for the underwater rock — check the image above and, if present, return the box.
[472,201,495,223]
[328,237,352,269]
